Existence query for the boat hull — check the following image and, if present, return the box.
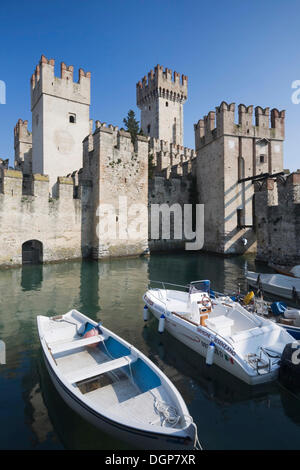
[281,324,300,340]
[144,300,279,386]
[246,272,300,301]
[42,350,195,450]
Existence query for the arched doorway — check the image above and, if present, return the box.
[22,240,43,265]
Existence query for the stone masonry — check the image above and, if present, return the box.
[137,66,187,146]
[30,55,91,195]
[0,55,293,266]
[194,102,285,255]
[254,172,300,266]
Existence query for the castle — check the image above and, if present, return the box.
[0,54,297,267]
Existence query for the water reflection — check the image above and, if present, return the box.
[21,265,43,291]
[0,254,300,449]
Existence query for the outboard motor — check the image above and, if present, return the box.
[279,342,300,390]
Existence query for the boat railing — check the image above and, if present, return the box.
[149,280,189,292]
[258,348,272,374]
[147,287,168,315]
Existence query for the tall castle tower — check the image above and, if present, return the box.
[30,55,91,194]
[136,65,187,146]
[194,102,285,254]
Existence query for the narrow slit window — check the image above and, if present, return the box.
[69,113,76,124]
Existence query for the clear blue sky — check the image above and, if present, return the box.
[0,0,299,170]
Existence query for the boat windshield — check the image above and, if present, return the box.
[189,280,210,295]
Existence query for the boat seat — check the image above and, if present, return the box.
[206,315,234,336]
[49,334,105,355]
[230,327,265,343]
[65,354,137,384]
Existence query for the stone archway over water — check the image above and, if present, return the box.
[22,240,43,265]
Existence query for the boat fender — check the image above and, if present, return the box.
[143,305,149,322]
[158,314,165,334]
[243,291,254,306]
[284,309,300,320]
[279,342,300,390]
[206,341,215,366]
[83,323,99,348]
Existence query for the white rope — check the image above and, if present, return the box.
[153,397,180,427]
[182,414,202,450]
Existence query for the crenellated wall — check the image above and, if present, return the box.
[2,55,294,266]
[14,119,32,174]
[0,169,93,266]
[82,121,149,259]
[137,65,187,146]
[149,137,196,179]
[194,101,284,255]
[254,172,300,265]
[30,55,91,194]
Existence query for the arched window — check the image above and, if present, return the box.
[69,113,76,124]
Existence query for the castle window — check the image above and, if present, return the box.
[69,113,76,124]
[166,102,168,107]
[147,124,151,134]
[149,106,151,110]
[260,154,265,163]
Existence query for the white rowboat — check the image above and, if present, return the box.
[37,310,200,450]
[246,271,300,301]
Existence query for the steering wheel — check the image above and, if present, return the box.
[201,295,212,309]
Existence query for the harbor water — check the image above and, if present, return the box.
[0,252,300,450]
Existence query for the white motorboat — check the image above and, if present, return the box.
[143,280,295,385]
[37,310,201,450]
[246,271,300,301]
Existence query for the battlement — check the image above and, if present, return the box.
[148,137,196,178]
[92,121,148,149]
[137,65,187,107]
[194,101,285,149]
[31,54,91,110]
[82,121,149,181]
[14,119,32,143]
[0,168,91,202]
[14,118,33,173]
[254,171,300,205]
[0,158,9,169]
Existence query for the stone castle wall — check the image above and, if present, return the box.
[195,101,285,255]
[148,137,197,251]
[0,169,91,266]
[254,172,300,265]
[82,121,149,259]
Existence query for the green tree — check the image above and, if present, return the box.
[123,110,144,144]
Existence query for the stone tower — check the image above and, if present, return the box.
[30,55,91,194]
[82,121,149,259]
[14,119,32,174]
[194,102,285,255]
[136,65,187,146]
